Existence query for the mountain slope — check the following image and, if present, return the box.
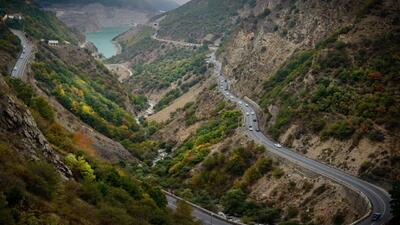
[35,0,180,11]
[1,0,81,43]
[156,0,253,43]
[0,1,203,224]
[218,0,400,186]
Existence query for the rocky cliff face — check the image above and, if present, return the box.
[221,0,357,99]
[220,0,400,186]
[0,77,72,179]
[45,3,152,33]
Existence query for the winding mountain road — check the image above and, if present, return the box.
[11,25,392,224]
[210,52,392,225]
[10,29,33,79]
[151,32,392,225]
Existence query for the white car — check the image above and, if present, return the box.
[251,112,255,115]
[249,127,253,131]
[274,143,282,148]
[13,67,17,71]
[245,103,249,107]
[246,112,250,116]
[217,212,226,219]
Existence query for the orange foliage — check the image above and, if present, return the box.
[73,130,97,158]
[368,71,382,80]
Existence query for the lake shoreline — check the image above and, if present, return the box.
[85,26,130,58]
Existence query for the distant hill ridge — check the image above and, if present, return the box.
[35,0,180,11]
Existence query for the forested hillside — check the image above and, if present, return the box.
[0,1,202,224]
[1,0,80,43]
[111,25,209,112]
[216,0,400,186]
[0,75,200,225]
[156,0,252,43]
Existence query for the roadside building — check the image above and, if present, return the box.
[48,40,59,46]
[2,13,23,21]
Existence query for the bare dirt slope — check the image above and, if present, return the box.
[148,76,212,123]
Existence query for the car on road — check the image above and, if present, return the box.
[249,127,253,131]
[371,213,381,221]
[253,119,257,122]
[255,128,260,132]
[251,112,255,115]
[246,112,250,116]
[13,67,17,71]
[245,103,249,107]
[217,212,226,219]
[274,143,282,148]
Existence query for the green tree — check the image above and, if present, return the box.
[65,154,96,182]
[390,180,400,218]
[222,188,246,215]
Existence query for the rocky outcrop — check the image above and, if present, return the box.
[0,90,72,179]
[46,3,153,33]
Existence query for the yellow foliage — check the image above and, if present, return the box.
[57,85,65,96]
[81,103,93,114]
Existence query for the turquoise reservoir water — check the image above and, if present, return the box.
[86,26,130,58]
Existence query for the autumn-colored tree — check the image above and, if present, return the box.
[73,130,96,158]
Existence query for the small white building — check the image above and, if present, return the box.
[2,14,23,21]
[48,40,59,46]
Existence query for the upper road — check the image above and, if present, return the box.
[10,29,33,79]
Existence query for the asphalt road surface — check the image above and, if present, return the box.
[10,29,32,79]
[209,52,392,225]
[166,193,240,225]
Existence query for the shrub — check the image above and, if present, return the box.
[79,182,102,205]
[98,204,132,225]
[367,129,385,142]
[389,180,400,218]
[287,207,299,219]
[24,162,60,200]
[32,97,55,121]
[258,8,271,18]
[255,207,281,224]
[321,121,355,140]
[222,188,246,215]
[279,221,300,225]
[272,168,284,178]
[332,210,346,225]
[309,117,326,133]
[65,154,96,182]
